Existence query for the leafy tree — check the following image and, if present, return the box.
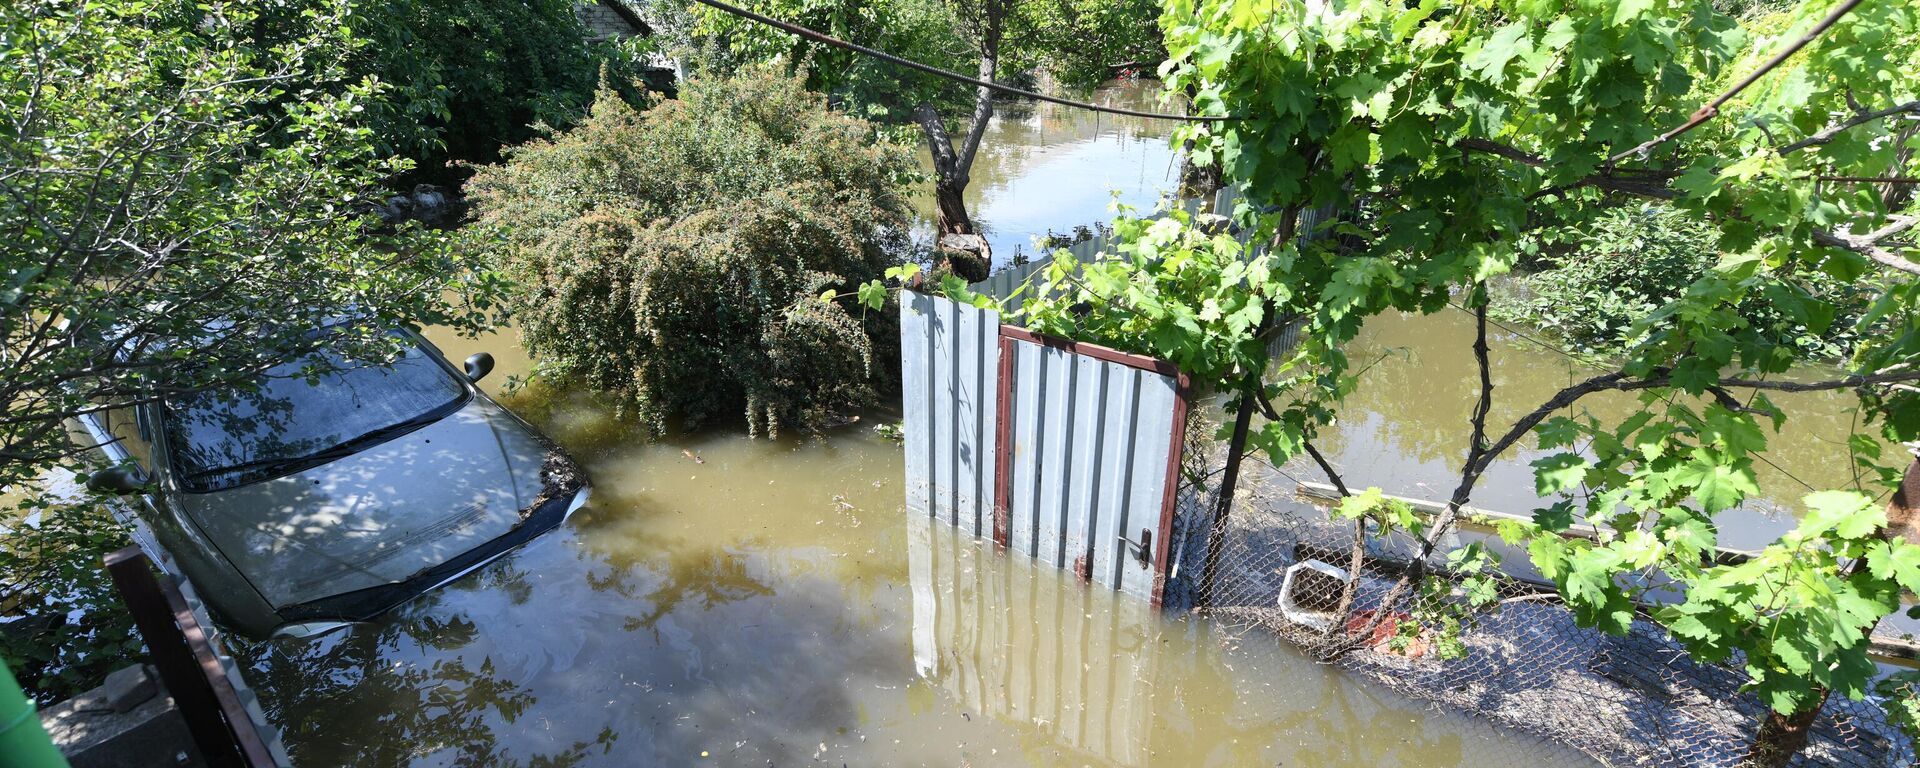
[0,0,498,485]
[346,0,613,169]
[1012,0,1920,763]
[464,67,920,435]
[1,0,498,695]
[0,501,138,704]
[246,0,640,175]
[688,0,1170,276]
[1497,204,1877,358]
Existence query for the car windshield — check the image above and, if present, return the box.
[164,333,466,491]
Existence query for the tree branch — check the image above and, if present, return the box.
[952,0,1003,182]
[1777,100,1920,155]
[1458,137,1920,275]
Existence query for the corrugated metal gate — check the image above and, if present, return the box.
[899,291,1190,605]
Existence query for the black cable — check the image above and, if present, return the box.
[688,0,1233,123]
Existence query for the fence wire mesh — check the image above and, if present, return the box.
[1179,439,1916,768]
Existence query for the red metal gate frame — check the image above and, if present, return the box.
[990,325,1191,607]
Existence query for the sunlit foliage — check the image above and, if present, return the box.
[466,67,921,435]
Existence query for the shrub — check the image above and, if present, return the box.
[465,67,919,435]
[1495,206,1876,359]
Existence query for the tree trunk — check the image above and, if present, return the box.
[1746,687,1829,768]
[915,102,977,237]
[932,181,973,236]
[1179,155,1223,200]
[912,1,1003,283]
[914,102,990,282]
[1883,455,1920,544]
[1176,84,1222,199]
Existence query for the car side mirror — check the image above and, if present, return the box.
[464,352,495,383]
[86,465,148,495]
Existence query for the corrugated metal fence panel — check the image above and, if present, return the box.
[974,256,1053,306]
[908,514,1157,766]
[900,291,999,531]
[903,292,1187,604]
[901,291,933,515]
[1002,338,1179,602]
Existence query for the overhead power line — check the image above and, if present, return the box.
[687,0,1232,123]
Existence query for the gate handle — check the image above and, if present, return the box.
[1118,529,1153,567]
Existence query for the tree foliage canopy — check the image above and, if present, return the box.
[0,0,498,487]
[686,0,1167,118]
[1496,205,1878,359]
[465,67,920,435]
[253,0,638,173]
[1019,0,1920,741]
[1,0,500,697]
[342,0,614,168]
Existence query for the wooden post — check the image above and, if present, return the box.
[104,547,273,768]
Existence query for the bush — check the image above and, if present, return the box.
[1494,206,1876,359]
[465,67,919,435]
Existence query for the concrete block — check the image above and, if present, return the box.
[41,666,206,768]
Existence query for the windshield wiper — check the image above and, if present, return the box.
[186,417,437,487]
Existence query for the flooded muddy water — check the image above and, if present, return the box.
[912,78,1180,266]
[236,329,1584,767]
[234,80,1885,764]
[1306,307,1887,554]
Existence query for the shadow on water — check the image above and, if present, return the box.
[1302,308,1889,552]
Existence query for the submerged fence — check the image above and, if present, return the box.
[1200,462,1917,768]
[901,188,1917,767]
[899,291,1196,604]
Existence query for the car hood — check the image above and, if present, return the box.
[178,399,556,609]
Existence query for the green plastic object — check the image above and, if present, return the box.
[0,660,70,768]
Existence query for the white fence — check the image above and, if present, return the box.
[898,291,1192,605]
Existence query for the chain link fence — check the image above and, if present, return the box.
[1175,436,1915,768]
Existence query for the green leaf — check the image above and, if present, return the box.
[856,280,888,310]
[1799,490,1883,541]
[1611,0,1654,26]
[1532,453,1588,495]
[1336,487,1386,521]
[1676,459,1758,513]
[1533,499,1576,532]
[1466,23,1533,82]
[1703,407,1766,457]
[1867,540,1920,593]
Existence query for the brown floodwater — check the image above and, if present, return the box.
[230,80,1896,765]
[1307,306,1889,554]
[236,324,1590,766]
[911,78,1181,266]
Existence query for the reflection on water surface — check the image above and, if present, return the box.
[238,330,1581,766]
[1310,308,1886,553]
[912,79,1181,267]
[240,90,1891,759]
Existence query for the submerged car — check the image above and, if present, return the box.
[74,329,589,639]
